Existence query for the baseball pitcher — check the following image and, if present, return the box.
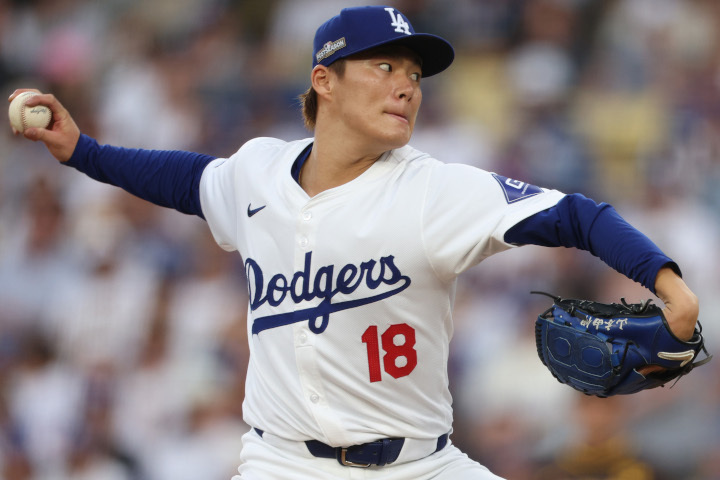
[8,5,704,480]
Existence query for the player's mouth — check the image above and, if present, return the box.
[385,111,409,124]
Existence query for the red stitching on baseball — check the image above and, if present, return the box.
[21,95,27,131]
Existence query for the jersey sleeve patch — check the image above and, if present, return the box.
[492,173,543,204]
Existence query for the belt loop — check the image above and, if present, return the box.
[435,433,448,452]
[377,438,392,467]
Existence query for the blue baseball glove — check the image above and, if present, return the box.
[533,292,711,397]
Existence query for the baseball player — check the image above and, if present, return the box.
[9,5,699,480]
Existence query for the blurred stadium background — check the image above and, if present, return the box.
[1,0,719,479]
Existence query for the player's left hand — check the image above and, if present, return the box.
[638,266,699,376]
[533,289,711,397]
[654,266,699,342]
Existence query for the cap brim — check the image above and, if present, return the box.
[387,33,455,77]
[335,33,454,78]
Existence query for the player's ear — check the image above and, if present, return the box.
[311,65,333,99]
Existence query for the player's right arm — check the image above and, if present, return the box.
[8,89,216,218]
[66,134,216,217]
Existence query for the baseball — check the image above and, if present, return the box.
[8,91,52,133]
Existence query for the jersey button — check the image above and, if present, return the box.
[298,333,308,344]
[310,394,320,403]
[299,237,309,248]
[302,211,312,221]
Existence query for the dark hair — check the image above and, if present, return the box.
[298,59,346,131]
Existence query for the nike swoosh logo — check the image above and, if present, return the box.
[247,204,266,217]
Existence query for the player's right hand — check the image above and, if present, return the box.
[8,89,81,163]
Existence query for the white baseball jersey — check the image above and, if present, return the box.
[199,137,565,447]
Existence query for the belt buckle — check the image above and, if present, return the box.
[339,448,371,468]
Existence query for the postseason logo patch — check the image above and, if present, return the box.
[316,37,347,63]
[492,173,543,204]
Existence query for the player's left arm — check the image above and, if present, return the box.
[505,193,698,341]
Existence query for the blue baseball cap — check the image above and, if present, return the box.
[312,6,454,77]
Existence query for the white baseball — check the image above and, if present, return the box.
[8,92,52,133]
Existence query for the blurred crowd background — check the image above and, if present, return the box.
[0,0,719,479]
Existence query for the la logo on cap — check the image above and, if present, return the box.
[385,7,411,35]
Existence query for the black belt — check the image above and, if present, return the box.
[254,428,449,468]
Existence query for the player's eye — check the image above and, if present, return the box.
[379,63,392,72]
[410,72,420,82]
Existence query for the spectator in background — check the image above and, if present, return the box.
[0,176,79,327]
[535,395,656,480]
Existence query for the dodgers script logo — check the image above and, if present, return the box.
[246,251,411,335]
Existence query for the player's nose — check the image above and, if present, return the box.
[394,73,417,102]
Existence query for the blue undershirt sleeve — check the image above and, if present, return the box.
[65,134,216,219]
[504,193,680,294]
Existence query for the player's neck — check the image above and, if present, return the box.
[300,138,382,197]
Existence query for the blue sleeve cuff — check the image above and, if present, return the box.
[66,133,94,169]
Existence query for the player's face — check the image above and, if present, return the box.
[331,46,423,151]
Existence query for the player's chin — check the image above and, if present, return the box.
[381,134,412,151]
[381,123,414,148]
